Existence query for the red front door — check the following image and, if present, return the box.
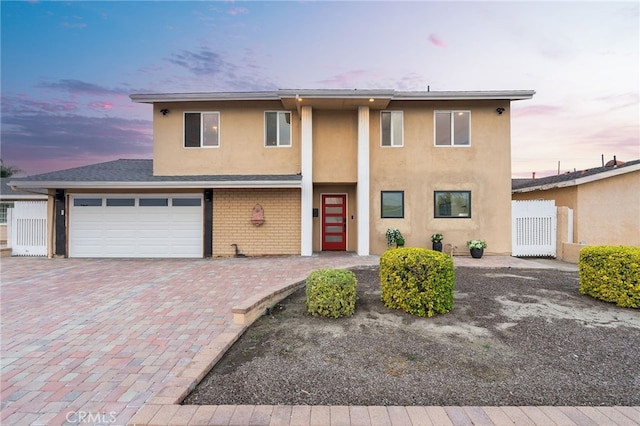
[322,194,347,251]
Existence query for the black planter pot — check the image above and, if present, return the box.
[432,242,443,252]
[470,248,484,259]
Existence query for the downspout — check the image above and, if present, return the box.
[54,189,66,257]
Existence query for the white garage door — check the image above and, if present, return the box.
[69,195,203,258]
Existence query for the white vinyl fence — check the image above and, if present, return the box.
[512,200,557,257]
[11,201,47,256]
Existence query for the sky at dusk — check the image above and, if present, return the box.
[1,0,638,178]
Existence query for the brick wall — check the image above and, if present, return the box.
[212,188,301,257]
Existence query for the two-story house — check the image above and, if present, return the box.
[10,89,534,258]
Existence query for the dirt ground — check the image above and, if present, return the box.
[184,266,640,406]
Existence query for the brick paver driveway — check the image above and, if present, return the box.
[1,255,379,425]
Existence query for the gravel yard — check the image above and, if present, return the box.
[184,266,640,406]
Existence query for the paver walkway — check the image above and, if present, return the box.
[2,254,379,425]
[1,254,637,426]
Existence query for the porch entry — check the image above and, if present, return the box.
[321,194,347,251]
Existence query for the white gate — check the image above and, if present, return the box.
[11,201,47,256]
[512,200,557,257]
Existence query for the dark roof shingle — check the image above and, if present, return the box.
[512,159,640,191]
[10,159,301,185]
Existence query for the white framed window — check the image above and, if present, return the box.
[184,112,220,148]
[0,202,14,224]
[435,111,470,146]
[381,111,403,147]
[265,111,291,147]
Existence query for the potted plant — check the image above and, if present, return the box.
[385,228,404,248]
[431,233,443,252]
[467,240,487,258]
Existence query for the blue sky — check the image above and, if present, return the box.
[1,0,638,178]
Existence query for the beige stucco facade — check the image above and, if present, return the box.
[152,101,301,176]
[144,93,521,256]
[14,89,533,258]
[513,168,640,247]
[368,100,513,255]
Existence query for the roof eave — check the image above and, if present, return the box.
[394,90,536,101]
[130,91,282,104]
[0,194,48,200]
[512,163,640,193]
[131,89,536,104]
[9,180,303,190]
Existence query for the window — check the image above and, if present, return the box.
[184,112,220,148]
[106,198,135,207]
[73,198,102,207]
[265,111,291,147]
[381,111,403,147]
[381,191,404,218]
[0,202,14,224]
[434,191,471,218]
[435,111,470,146]
[139,198,169,207]
[172,198,201,207]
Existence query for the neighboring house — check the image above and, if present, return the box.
[512,159,640,249]
[10,89,534,258]
[0,178,48,244]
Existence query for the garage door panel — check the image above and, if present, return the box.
[70,195,203,258]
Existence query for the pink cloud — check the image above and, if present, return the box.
[428,34,447,48]
[89,101,113,110]
[2,93,78,114]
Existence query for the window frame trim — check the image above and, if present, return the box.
[0,202,15,224]
[433,190,472,219]
[380,110,404,148]
[264,110,292,148]
[183,111,221,149]
[380,190,405,219]
[434,110,471,148]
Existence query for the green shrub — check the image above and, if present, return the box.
[380,247,455,317]
[579,245,640,309]
[305,269,357,318]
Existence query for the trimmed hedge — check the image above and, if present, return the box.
[305,269,357,318]
[579,245,640,309]
[380,247,455,317]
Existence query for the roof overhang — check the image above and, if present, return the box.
[393,90,536,101]
[0,194,48,201]
[130,89,535,110]
[512,163,640,193]
[9,180,302,191]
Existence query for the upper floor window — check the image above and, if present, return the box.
[381,111,403,147]
[185,112,220,148]
[435,111,470,146]
[265,111,291,147]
